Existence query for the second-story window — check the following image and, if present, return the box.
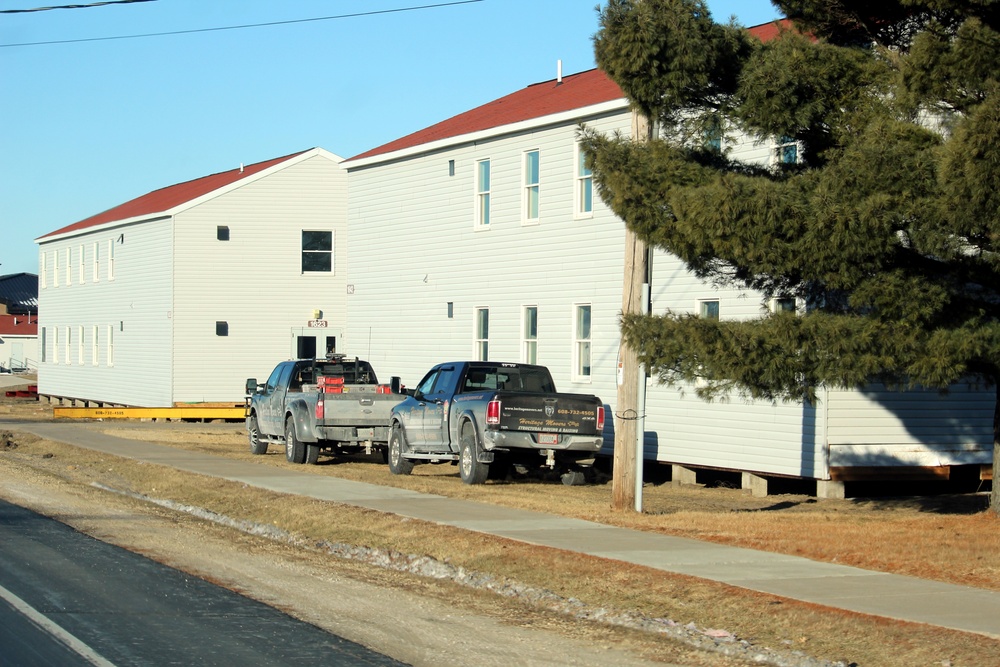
[475,307,489,361]
[92,241,100,282]
[476,159,490,227]
[575,145,593,216]
[107,239,115,280]
[64,248,72,286]
[522,306,538,364]
[775,135,798,166]
[302,230,333,273]
[523,149,540,222]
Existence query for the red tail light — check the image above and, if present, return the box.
[315,399,324,420]
[596,406,605,432]
[486,399,501,425]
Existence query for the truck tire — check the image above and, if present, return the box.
[247,413,267,455]
[459,423,489,485]
[285,418,306,464]
[387,425,414,475]
[305,443,320,465]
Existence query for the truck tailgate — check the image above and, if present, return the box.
[496,393,602,436]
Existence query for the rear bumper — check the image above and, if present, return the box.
[483,430,603,452]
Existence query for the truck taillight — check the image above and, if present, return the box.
[596,405,605,432]
[315,400,324,420]
[486,399,501,425]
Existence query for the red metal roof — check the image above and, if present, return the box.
[0,314,37,336]
[347,68,626,163]
[39,149,312,240]
[348,20,791,164]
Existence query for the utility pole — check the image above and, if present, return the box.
[612,110,651,511]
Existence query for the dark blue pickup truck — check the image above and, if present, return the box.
[387,361,605,484]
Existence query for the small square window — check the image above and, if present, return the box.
[773,297,796,313]
[699,300,720,320]
[216,321,229,336]
[217,226,230,241]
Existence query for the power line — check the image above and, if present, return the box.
[0,0,484,48]
[0,0,156,13]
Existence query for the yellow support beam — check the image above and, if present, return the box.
[53,406,245,420]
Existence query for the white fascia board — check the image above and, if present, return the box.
[346,99,629,169]
[35,147,343,244]
[36,215,172,244]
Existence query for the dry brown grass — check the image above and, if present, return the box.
[2,401,999,666]
[1,431,998,667]
[94,421,1000,593]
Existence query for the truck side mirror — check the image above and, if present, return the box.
[389,376,403,395]
[245,378,258,394]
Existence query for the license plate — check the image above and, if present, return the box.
[537,433,558,445]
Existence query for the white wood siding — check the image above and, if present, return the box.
[346,112,631,430]
[826,383,994,467]
[172,154,348,403]
[37,219,173,406]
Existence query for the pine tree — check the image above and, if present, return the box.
[585,0,1000,511]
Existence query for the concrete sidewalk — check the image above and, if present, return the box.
[8,420,1000,640]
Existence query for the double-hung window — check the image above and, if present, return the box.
[573,304,592,380]
[474,307,489,361]
[302,230,333,273]
[522,306,538,364]
[476,159,491,228]
[64,248,72,286]
[523,149,540,223]
[107,239,115,280]
[575,144,593,217]
[92,241,100,282]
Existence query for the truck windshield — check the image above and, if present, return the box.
[462,365,555,393]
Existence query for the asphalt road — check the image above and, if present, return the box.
[0,497,407,667]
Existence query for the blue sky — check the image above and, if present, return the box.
[0,0,781,276]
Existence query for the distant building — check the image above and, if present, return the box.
[0,273,38,372]
[35,148,347,407]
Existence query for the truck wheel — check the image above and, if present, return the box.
[305,443,320,465]
[247,413,267,455]
[285,418,306,464]
[459,424,489,485]
[388,425,414,475]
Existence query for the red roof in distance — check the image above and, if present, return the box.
[348,20,791,164]
[39,149,312,241]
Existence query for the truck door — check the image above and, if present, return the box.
[404,368,440,447]
[261,363,294,435]
[421,365,460,449]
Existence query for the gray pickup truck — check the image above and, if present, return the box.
[245,356,402,464]
[387,361,606,484]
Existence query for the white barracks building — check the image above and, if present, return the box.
[36,22,993,495]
